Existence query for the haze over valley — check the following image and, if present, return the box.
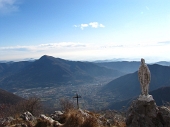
[0,55,170,110]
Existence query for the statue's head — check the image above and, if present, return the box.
[141,58,145,65]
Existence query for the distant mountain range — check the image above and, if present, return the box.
[0,55,124,91]
[96,61,140,73]
[93,58,127,63]
[101,64,170,101]
[0,61,32,77]
[96,61,170,74]
[154,61,170,66]
[0,88,23,105]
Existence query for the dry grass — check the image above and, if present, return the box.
[61,109,103,127]
[35,119,53,127]
[99,110,126,127]
[61,109,127,127]
[81,116,99,127]
[58,98,127,127]
[1,96,127,127]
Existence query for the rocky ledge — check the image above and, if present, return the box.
[126,96,170,127]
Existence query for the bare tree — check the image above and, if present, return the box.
[60,98,75,111]
[0,96,43,118]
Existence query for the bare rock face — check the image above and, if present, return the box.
[126,98,170,127]
[158,106,170,126]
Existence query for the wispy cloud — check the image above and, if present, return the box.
[89,22,105,28]
[0,42,87,52]
[99,24,105,28]
[74,22,105,30]
[0,0,20,14]
[1,42,170,62]
[158,41,170,44]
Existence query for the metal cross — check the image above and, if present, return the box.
[73,93,81,109]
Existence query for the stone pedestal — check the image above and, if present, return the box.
[126,97,170,127]
[138,95,154,102]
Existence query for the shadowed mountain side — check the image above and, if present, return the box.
[107,86,170,110]
[0,55,124,90]
[96,61,140,73]
[107,98,134,110]
[0,88,24,105]
[101,64,170,100]
[150,86,170,105]
[0,61,32,81]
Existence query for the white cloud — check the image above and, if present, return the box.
[80,24,88,30]
[89,22,105,28]
[0,0,19,14]
[89,22,98,28]
[74,22,105,30]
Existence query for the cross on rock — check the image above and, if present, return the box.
[73,93,81,109]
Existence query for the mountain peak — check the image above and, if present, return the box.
[38,55,57,62]
[40,55,54,59]
[39,55,65,61]
[38,55,69,65]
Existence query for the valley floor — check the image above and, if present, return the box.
[13,78,116,111]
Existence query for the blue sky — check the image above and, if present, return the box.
[0,0,170,62]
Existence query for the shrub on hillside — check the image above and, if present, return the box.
[0,97,43,118]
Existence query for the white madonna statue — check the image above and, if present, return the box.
[138,58,153,101]
[138,58,151,96]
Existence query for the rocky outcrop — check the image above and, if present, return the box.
[50,111,64,121]
[0,116,15,126]
[158,106,170,126]
[126,98,170,127]
[0,112,62,127]
[40,114,62,126]
[20,111,35,121]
